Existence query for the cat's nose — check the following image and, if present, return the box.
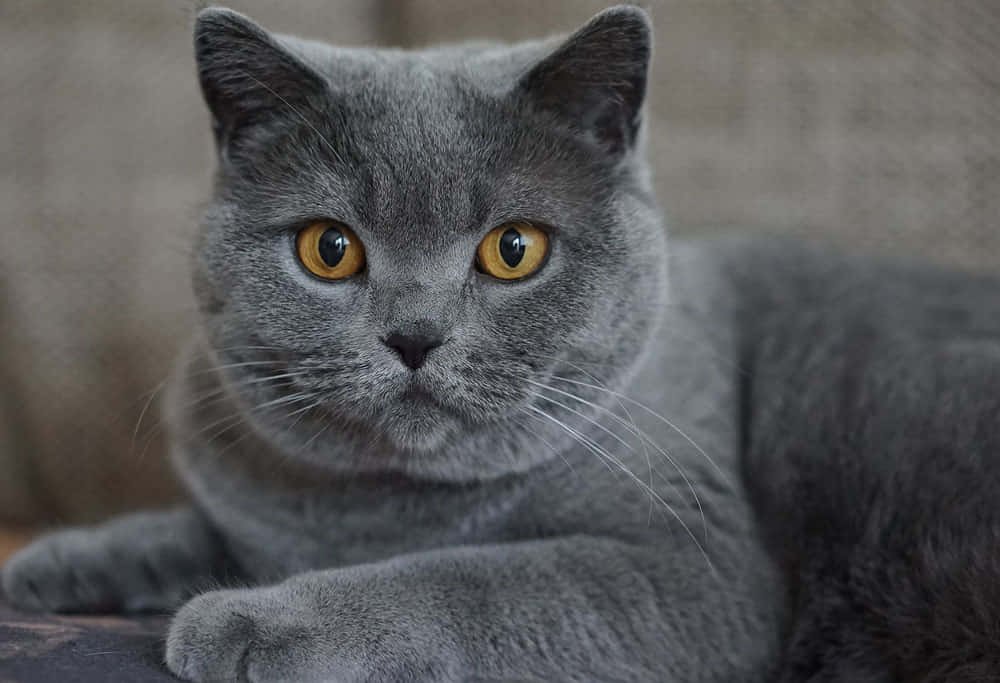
[383,332,443,370]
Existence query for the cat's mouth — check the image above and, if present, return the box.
[400,384,438,405]
[239,356,480,452]
[392,375,460,419]
[369,380,459,452]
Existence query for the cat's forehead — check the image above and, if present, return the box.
[265,40,576,225]
[275,42,503,163]
[279,34,553,97]
[225,32,625,236]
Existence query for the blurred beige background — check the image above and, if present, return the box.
[1,0,998,529]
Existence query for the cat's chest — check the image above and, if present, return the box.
[297,482,527,561]
[196,466,545,580]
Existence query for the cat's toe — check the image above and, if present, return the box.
[167,587,354,683]
[1,556,47,612]
[2,532,118,613]
[167,590,254,682]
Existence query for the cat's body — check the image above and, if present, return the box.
[4,5,1000,682]
[735,239,1000,682]
[152,235,785,681]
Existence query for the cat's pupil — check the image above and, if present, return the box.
[318,228,347,267]
[499,228,526,267]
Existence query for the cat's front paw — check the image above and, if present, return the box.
[2,520,196,614]
[167,584,442,683]
[3,530,127,613]
[168,587,307,682]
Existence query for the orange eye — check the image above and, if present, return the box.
[476,222,549,280]
[296,221,366,280]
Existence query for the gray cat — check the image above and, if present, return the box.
[5,5,1000,682]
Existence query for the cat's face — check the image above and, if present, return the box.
[191,7,667,480]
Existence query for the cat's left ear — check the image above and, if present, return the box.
[517,6,652,156]
[194,7,328,151]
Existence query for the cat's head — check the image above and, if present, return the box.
[191,5,667,480]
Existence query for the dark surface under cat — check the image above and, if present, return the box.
[0,599,173,682]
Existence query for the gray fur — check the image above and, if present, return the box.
[4,5,998,682]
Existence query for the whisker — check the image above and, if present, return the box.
[518,408,576,473]
[524,404,716,575]
[278,394,324,436]
[526,379,709,538]
[207,421,254,460]
[209,395,325,461]
[191,392,319,445]
[130,369,318,461]
[527,389,696,534]
[300,415,334,451]
[280,397,328,424]
[131,377,169,462]
[210,345,286,353]
[530,353,657,523]
[529,391,634,453]
[187,361,290,381]
[547,375,733,489]
[523,405,620,478]
[226,370,311,387]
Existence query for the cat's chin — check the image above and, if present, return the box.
[374,389,459,454]
[384,428,450,454]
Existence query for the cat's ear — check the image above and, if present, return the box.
[194,7,327,149]
[517,6,652,155]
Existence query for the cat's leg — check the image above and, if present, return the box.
[166,535,781,683]
[2,506,233,613]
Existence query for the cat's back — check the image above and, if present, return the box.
[673,233,1000,329]
[670,234,1000,397]
[682,234,1000,681]
[674,233,1000,535]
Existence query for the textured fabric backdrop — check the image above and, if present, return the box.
[1,0,998,526]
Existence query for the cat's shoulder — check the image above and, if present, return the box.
[671,233,1000,318]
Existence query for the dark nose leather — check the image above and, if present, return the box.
[383,332,442,370]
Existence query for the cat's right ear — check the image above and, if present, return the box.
[194,7,327,151]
